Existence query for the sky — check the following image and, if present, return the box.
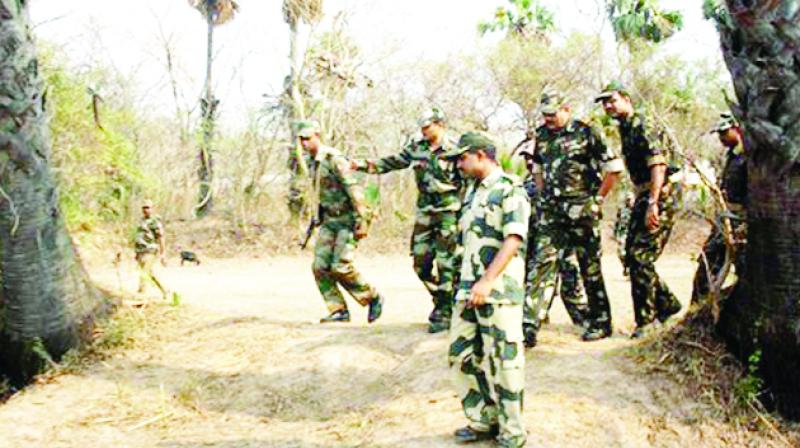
[28,0,725,129]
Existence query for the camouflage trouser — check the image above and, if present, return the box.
[449,300,526,446]
[524,239,585,327]
[691,218,747,305]
[614,206,633,269]
[626,186,683,327]
[136,251,166,296]
[312,218,378,312]
[528,214,611,330]
[411,212,458,320]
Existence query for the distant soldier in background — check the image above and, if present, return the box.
[520,151,587,348]
[134,199,168,298]
[350,108,463,333]
[597,81,683,338]
[297,120,384,324]
[691,113,747,304]
[613,192,636,277]
[527,91,623,343]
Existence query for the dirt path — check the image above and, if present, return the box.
[0,253,776,447]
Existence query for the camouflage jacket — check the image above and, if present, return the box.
[134,216,163,254]
[353,136,462,216]
[617,113,675,187]
[532,120,624,217]
[312,145,368,225]
[457,168,530,305]
[720,142,747,208]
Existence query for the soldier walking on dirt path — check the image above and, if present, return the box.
[297,120,384,324]
[134,199,169,299]
[597,81,683,339]
[526,91,623,343]
[445,132,529,448]
[350,108,463,334]
[691,113,748,305]
[519,151,587,348]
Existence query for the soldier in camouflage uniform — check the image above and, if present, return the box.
[445,132,529,448]
[613,192,636,277]
[691,113,748,304]
[296,120,384,324]
[520,151,587,348]
[351,108,462,333]
[134,199,168,297]
[527,91,624,342]
[597,81,683,338]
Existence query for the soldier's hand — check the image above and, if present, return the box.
[646,202,660,230]
[468,278,491,308]
[160,256,167,267]
[349,160,359,170]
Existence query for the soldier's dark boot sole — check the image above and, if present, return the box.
[368,295,384,323]
[453,425,499,444]
[581,327,612,342]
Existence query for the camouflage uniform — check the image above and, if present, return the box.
[616,113,683,327]
[522,177,585,328]
[613,193,635,275]
[528,119,624,335]
[353,135,462,325]
[692,137,747,303]
[134,215,166,295]
[311,145,381,313]
[449,163,530,448]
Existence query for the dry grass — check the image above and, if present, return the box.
[625,307,800,447]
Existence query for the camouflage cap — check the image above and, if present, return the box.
[713,112,739,133]
[444,131,497,160]
[142,199,154,208]
[540,90,567,115]
[594,80,629,102]
[294,120,321,138]
[418,107,446,127]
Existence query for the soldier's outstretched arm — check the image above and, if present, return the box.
[351,140,414,174]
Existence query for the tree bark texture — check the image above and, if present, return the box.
[0,0,100,384]
[714,0,800,420]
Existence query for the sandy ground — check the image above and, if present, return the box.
[0,251,786,447]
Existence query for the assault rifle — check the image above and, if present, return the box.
[300,215,320,250]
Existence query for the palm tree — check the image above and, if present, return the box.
[187,0,239,217]
[282,0,322,220]
[705,0,800,420]
[0,0,99,384]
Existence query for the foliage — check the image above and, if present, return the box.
[282,0,323,26]
[42,49,152,231]
[478,0,555,39]
[702,0,732,28]
[188,0,239,25]
[607,0,683,44]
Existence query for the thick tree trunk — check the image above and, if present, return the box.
[714,1,800,420]
[0,0,101,385]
